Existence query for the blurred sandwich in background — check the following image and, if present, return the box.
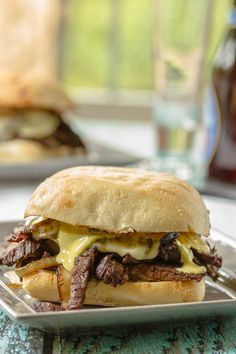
[0,76,86,163]
[0,1,86,163]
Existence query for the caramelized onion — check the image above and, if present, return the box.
[160,232,180,244]
[30,219,59,241]
[15,256,58,277]
[56,264,71,303]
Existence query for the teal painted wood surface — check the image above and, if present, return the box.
[0,312,44,354]
[0,310,236,354]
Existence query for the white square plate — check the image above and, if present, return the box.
[0,221,235,333]
[0,141,141,180]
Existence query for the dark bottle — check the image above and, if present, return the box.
[209,3,236,183]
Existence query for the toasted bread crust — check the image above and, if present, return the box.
[25,166,210,235]
[23,270,205,306]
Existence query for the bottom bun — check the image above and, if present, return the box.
[85,279,205,306]
[0,139,85,163]
[22,270,205,306]
[0,139,49,162]
[23,270,60,302]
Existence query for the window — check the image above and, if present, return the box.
[60,0,231,119]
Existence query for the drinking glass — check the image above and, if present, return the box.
[152,0,227,186]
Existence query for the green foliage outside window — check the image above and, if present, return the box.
[61,0,231,91]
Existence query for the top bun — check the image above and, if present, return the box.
[0,74,73,111]
[25,166,210,235]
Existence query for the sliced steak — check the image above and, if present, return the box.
[192,247,222,280]
[192,247,222,268]
[30,117,86,150]
[1,238,41,267]
[0,238,14,264]
[50,118,86,149]
[205,264,220,281]
[34,302,64,312]
[122,254,140,264]
[67,247,97,310]
[128,263,205,282]
[158,241,181,265]
[122,240,181,266]
[40,239,60,256]
[6,112,86,150]
[7,226,31,243]
[96,255,128,287]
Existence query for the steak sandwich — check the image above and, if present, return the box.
[0,166,222,311]
[0,76,85,162]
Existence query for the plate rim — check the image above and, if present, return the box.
[0,220,235,325]
[9,298,236,320]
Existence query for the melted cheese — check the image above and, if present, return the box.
[0,110,59,139]
[56,224,100,271]
[176,241,206,274]
[175,233,209,274]
[56,224,209,274]
[95,238,160,261]
[178,233,210,255]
